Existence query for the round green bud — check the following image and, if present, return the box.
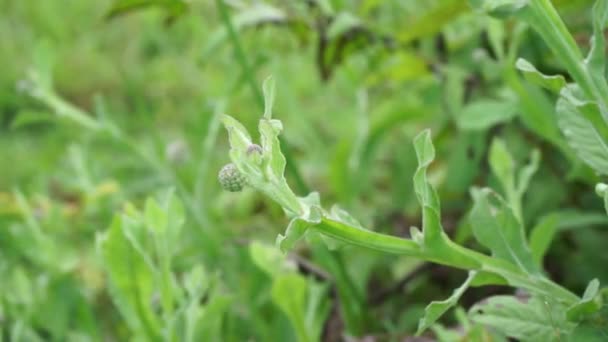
[218,163,247,192]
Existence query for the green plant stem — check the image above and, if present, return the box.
[526,0,608,115]
[215,0,309,194]
[312,218,580,304]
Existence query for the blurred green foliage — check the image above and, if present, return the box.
[1,0,608,341]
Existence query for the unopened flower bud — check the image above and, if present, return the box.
[218,163,247,192]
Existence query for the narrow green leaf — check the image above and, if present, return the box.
[529,213,559,266]
[489,138,515,193]
[413,130,442,242]
[262,76,275,119]
[417,271,477,335]
[516,58,566,93]
[516,149,540,195]
[567,279,602,321]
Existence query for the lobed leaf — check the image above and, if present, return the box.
[469,188,538,274]
[470,295,575,341]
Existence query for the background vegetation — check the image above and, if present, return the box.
[1,0,607,341]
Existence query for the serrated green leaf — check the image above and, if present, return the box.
[516,58,566,93]
[457,100,517,131]
[469,188,538,274]
[557,86,608,175]
[567,279,602,321]
[417,271,477,335]
[470,295,575,341]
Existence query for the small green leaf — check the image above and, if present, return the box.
[262,76,276,119]
[516,149,540,195]
[516,58,566,93]
[457,100,517,131]
[567,279,602,322]
[470,295,575,341]
[417,271,477,335]
[489,138,515,193]
[529,213,559,266]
